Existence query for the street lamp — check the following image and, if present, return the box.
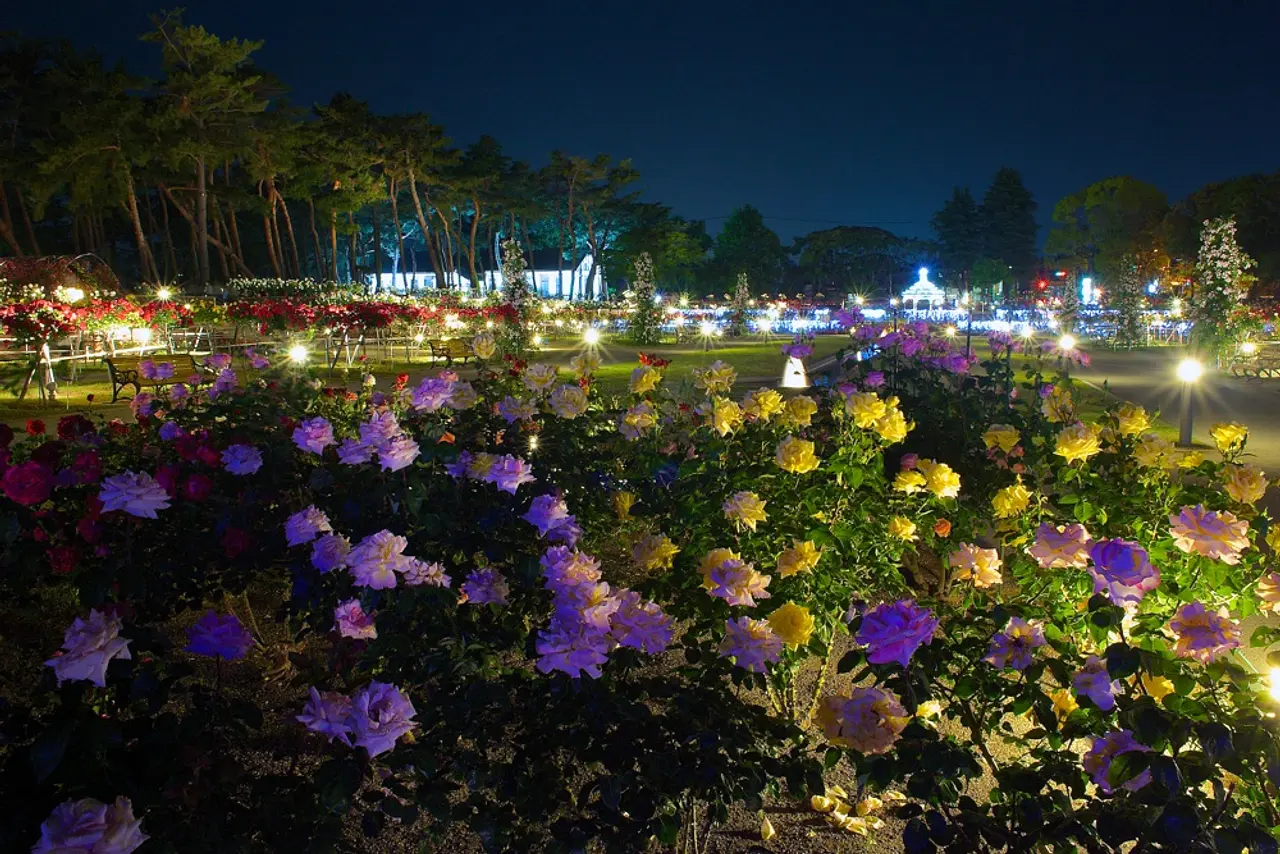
[1176,357,1203,447]
[157,287,173,301]
[288,344,309,365]
[583,327,601,347]
[1058,334,1077,352]
[699,320,716,352]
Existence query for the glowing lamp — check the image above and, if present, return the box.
[699,321,715,337]
[1270,667,1280,703]
[944,326,957,338]
[486,320,495,329]
[780,357,809,389]
[528,435,540,452]
[63,287,85,304]
[1020,325,1035,340]
[157,287,173,301]
[583,327,601,346]
[135,328,153,344]
[414,333,425,343]
[1176,358,1202,383]
[1241,342,1258,355]
[855,295,865,306]
[759,318,774,333]
[674,316,686,327]
[1058,334,1077,351]
[288,344,309,365]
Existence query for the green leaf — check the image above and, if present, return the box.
[1107,752,1150,790]
[30,723,71,783]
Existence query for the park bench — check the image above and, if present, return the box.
[1228,347,1280,380]
[427,339,473,367]
[105,354,213,402]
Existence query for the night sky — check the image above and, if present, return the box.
[7,0,1280,243]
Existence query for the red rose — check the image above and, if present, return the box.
[25,419,45,436]
[197,445,221,467]
[221,527,251,558]
[183,474,213,502]
[154,464,181,497]
[175,435,200,461]
[71,451,102,484]
[2,461,53,505]
[57,414,95,442]
[394,373,409,390]
[48,545,78,574]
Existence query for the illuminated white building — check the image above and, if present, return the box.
[900,267,946,312]
[376,252,604,299]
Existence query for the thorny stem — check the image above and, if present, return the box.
[804,641,839,725]
[938,683,1001,776]
[240,591,267,645]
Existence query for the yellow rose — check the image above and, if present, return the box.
[693,360,737,395]
[704,397,742,436]
[701,547,741,588]
[548,384,588,419]
[982,424,1021,453]
[893,469,927,494]
[620,402,657,440]
[777,540,821,577]
[1048,688,1078,723]
[918,459,961,499]
[1141,673,1176,702]
[1210,421,1249,454]
[874,408,912,444]
[628,365,661,394]
[723,490,768,532]
[631,532,679,570]
[780,395,818,427]
[1176,449,1204,469]
[612,490,637,521]
[1041,386,1075,423]
[470,331,497,360]
[949,542,1002,588]
[1267,526,1280,554]
[768,602,815,647]
[743,388,785,421]
[992,480,1032,518]
[1113,403,1151,436]
[846,391,888,428]
[775,435,820,474]
[1054,422,1101,464]
[1223,463,1268,504]
[569,352,600,377]
[523,363,559,393]
[1133,432,1172,468]
[888,516,918,541]
[912,702,941,721]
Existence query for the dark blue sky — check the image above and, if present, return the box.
[7,0,1280,242]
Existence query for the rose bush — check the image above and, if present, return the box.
[0,325,1276,853]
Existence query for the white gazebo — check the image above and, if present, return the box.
[900,267,946,312]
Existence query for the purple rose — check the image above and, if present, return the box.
[1088,539,1159,605]
[855,599,939,668]
[185,610,255,660]
[1083,730,1151,794]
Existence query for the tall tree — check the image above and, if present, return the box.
[144,10,268,286]
[980,167,1038,289]
[711,205,784,294]
[1045,176,1168,282]
[931,187,982,286]
[574,154,638,299]
[793,225,913,296]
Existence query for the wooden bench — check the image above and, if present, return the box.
[1228,347,1280,380]
[427,339,473,367]
[105,354,214,402]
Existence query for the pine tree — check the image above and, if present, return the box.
[729,272,750,337]
[628,251,662,345]
[1192,217,1255,358]
[1059,275,1079,334]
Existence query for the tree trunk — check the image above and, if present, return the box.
[160,188,177,281]
[121,165,160,284]
[212,212,230,280]
[329,208,340,283]
[194,157,210,286]
[346,211,359,285]
[308,198,324,280]
[387,176,408,293]
[15,185,40,256]
[263,212,283,278]
[157,183,253,277]
[187,217,200,281]
[275,188,302,277]
[371,206,384,293]
[0,184,24,256]
[225,202,244,266]
[406,167,444,286]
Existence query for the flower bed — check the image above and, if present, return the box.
[0,331,1278,853]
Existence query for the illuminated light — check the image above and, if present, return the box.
[944,325,957,338]
[1270,667,1280,703]
[855,295,865,306]
[485,320,495,329]
[780,357,809,389]
[679,296,689,308]
[919,266,929,278]
[1020,324,1035,339]
[554,318,564,328]
[1241,341,1258,355]
[288,344,309,365]
[135,327,152,344]
[63,287,85,304]
[699,321,715,337]
[889,298,899,307]
[528,435,539,452]
[182,303,192,310]
[759,318,774,333]
[583,327,601,346]
[1058,334,1077,351]
[157,287,173,301]
[674,315,686,327]
[414,333,425,343]
[541,303,552,314]
[1176,358,1203,383]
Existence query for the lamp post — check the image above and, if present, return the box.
[962,292,973,357]
[1176,357,1202,447]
